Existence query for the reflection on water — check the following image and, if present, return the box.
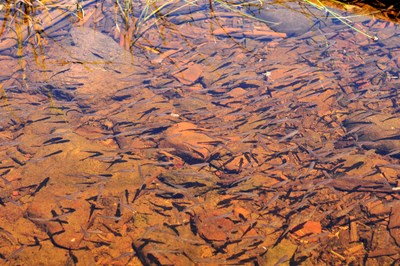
[1,0,399,264]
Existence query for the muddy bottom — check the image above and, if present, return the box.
[0,0,399,265]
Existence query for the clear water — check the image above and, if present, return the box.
[0,0,399,264]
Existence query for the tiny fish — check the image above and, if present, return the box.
[138,107,159,119]
[10,157,25,166]
[6,245,26,262]
[31,177,50,196]
[43,150,63,158]
[106,158,128,169]
[163,222,180,236]
[260,192,280,211]
[27,116,51,124]
[98,215,122,221]
[81,151,103,161]
[0,170,12,185]
[273,255,289,266]
[43,137,70,145]
[278,130,299,142]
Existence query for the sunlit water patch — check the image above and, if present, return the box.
[0,0,399,264]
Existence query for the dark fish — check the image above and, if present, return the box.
[241,222,257,238]
[155,192,184,199]
[99,174,113,179]
[181,181,206,188]
[115,202,122,222]
[131,185,144,204]
[43,137,70,145]
[0,170,12,185]
[0,166,15,170]
[153,208,171,217]
[131,241,151,266]
[65,251,78,266]
[227,108,243,115]
[248,152,259,164]
[227,250,247,260]
[157,176,179,189]
[189,216,198,236]
[42,137,61,145]
[87,203,103,222]
[236,157,244,173]
[31,177,50,196]
[27,116,51,124]
[211,101,230,108]
[146,253,162,265]
[163,222,180,236]
[106,158,128,169]
[144,161,175,167]
[10,157,25,166]
[124,189,129,203]
[343,161,364,172]
[50,120,68,124]
[16,146,30,155]
[43,150,63,158]
[172,202,186,212]
[138,107,159,119]
[217,195,240,207]
[213,239,241,254]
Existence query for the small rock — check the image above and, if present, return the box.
[365,200,392,216]
[292,221,322,242]
[196,210,235,242]
[261,239,297,265]
[343,113,400,157]
[173,63,203,85]
[160,122,219,164]
[246,2,325,37]
[227,87,247,98]
[27,194,89,250]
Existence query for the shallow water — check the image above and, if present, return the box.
[0,0,399,265]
